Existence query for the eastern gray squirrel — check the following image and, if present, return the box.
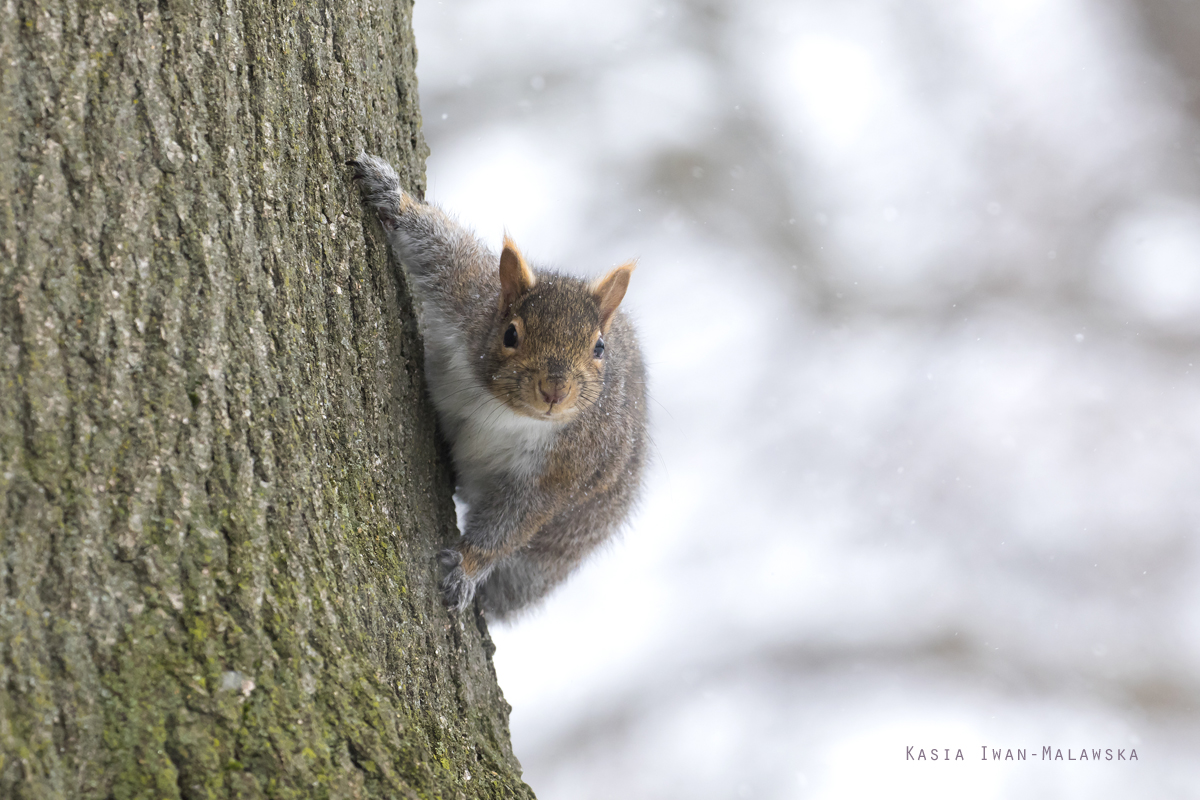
[348,153,648,619]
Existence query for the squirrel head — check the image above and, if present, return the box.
[484,234,635,421]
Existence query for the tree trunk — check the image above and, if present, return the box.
[0,1,534,797]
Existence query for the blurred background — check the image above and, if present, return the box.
[412,0,1200,797]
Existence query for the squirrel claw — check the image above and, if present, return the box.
[440,565,476,612]
[437,548,473,611]
[346,153,411,226]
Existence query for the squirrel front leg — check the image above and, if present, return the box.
[439,480,555,612]
[347,153,491,320]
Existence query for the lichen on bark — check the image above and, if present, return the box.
[0,0,534,797]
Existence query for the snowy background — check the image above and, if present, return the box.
[411,1,1200,797]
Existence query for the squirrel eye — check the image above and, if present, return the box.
[503,323,519,348]
[593,335,605,360]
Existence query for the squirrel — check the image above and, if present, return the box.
[347,153,648,619]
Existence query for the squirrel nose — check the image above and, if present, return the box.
[539,380,567,407]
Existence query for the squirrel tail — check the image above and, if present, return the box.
[477,554,556,621]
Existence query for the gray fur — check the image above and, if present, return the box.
[349,153,648,619]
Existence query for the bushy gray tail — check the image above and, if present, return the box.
[477,555,553,621]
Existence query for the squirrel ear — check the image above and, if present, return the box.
[499,233,536,311]
[591,260,636,333]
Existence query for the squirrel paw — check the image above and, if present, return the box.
[346,153,411,226]
[437,548,476,612]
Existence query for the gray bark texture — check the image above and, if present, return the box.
[0,0,536,797]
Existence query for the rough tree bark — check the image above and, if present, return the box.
[0,0,535,797]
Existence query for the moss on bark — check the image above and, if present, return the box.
[0,0,534,796]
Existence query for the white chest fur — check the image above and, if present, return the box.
[417,307,560,501]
